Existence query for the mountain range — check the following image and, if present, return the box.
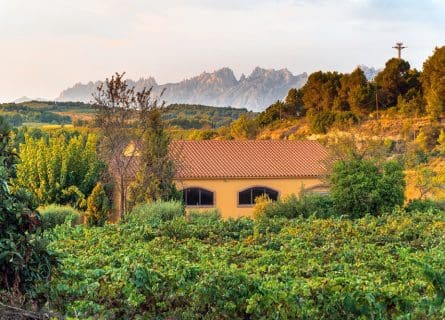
[56,67,308,111]
[54,65,379,111]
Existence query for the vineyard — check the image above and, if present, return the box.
[46,204,445,319]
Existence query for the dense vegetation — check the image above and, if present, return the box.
[0,100,252,131]
[0,117,57,308]
[162,104,253,129]
[0,101,92,126]
[2,45,445,318]
[46,202,445,319]
[15,131,105,209]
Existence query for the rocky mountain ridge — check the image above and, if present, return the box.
[56,65,378,111]
[56,67,308,111]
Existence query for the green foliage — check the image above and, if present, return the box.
[0,101,94,127]
[48,208,445,318]
[335,67,373,115]
[257,90,305,127]
[0,116,57,305]
[374,58,414,108]
[308,110,335,134]
[85,182,110,227]
[188,129,218,140]
[230,114,258,139]
[125,200,185,227]
[39,204,82,229]
[422,46,445,119]
[302,71,342,113]
[127,109,177,207]
[405,199,444,214]
[330,158,405,218]
[15,132,105,208]
[162,104,253,129]
[254,192,335,220]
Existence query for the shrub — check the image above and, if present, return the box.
[188,208,221,223]
[39,204,82,229]
[309,111,335,134]
[405,199,444,214]
[126,200,185,227]
[85,182,110,227]
[330,158,405,218]
[333,111,357,129]
[254,192,336,220]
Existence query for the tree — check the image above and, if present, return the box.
[230,115,258,139]
[16,132,104,209]
[284,88,305,117]
[0,116,57,307]
[93,72,162,217]
[335,68,373,116]
[422,46,445,119]
[85,182,110,227]
[412,165,438,199]
[374,58,412,108]
[302,71,342,113]
[330,158,405,218]
[256,100,284,127]
[127,108,177,207]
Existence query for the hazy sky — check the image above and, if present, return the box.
[0,0,444,102]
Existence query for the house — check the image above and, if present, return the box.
[170,140,329,219]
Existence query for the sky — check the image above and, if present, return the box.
[0,0,444,102]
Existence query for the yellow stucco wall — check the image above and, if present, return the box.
[175,177,326,219]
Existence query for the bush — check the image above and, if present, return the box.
[188,208,221,223]
[333,111,357,129]
[254,192,336,220]
[39,204,82,229]
[126,200,185,227]
[309,111,335,134]
[405,199,444,213]
[85,182,110,227]
[330,158,405,218]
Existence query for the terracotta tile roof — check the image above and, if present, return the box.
[170,140,329,179]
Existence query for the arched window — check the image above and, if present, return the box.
[238,187,278,205]
[183,188,214,206]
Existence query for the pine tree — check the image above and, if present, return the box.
[422,46,445,119]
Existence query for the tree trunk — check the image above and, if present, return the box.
[120,175,126,218]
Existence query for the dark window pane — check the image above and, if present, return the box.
[200,189,214,205]
[239,187,279,205]
[265,188,278,201]
[252,188,265,203]
[184,188,214,206]
[185,188,200,206]
[239,189,252,205]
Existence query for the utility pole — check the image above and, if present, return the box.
[393,42,406,59]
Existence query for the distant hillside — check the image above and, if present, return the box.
[163,104,253,129]
[56,67,308,111]
[0,101,251,129]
